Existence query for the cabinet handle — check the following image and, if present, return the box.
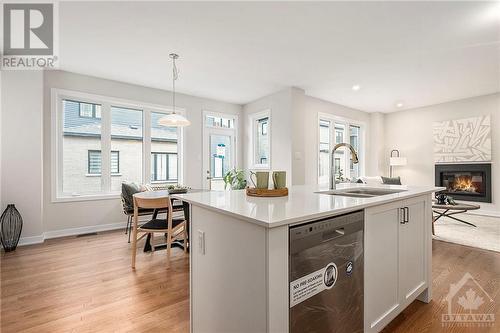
[405,207,409,223]
[400,207,406,224]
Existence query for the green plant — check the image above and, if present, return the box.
[223,169,247,190]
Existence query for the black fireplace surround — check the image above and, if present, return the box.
[435,163,492,203]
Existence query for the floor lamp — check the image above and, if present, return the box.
[389,150,407,177]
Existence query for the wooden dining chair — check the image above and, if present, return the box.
[131,195,187,269]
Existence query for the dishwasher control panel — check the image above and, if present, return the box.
[289,210,364,242]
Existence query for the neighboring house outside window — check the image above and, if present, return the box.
[87,150,119,175]
[77,101,101,119]
[205,115,234,129]
[151,152,178,182]
[56,91,181,199]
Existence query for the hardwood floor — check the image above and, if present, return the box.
[1,231,189,333]
[383,240,500,333]
[1,231,499,332]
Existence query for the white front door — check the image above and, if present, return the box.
[203,113,237,190]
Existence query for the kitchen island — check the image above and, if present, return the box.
[173,183,442,333]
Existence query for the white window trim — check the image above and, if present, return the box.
[249,109,271,170]
[316,112,366,184]
[51,88,185,203]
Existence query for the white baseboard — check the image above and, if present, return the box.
[44,222,126,239]
[18,235,45,246]
[18,221,127,247]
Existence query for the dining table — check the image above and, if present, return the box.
[133,189,205,252]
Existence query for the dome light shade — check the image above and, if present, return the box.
[158,113,191,127]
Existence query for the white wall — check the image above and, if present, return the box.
[42,71,242,234]
[384,93,500,216]
[243,88,294,186]
[1,71,44,244]
[368,112,385,177]
[243,87,375,187]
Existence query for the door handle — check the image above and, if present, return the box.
[321,228,345,242]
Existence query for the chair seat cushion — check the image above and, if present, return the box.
[125,207,168,215]
[140,218,185,230]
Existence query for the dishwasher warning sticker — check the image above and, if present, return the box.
[290,262,337,308]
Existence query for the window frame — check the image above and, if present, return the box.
[77,101,101,119]
[316,113,366,184]
[151,152,178,182]
[87,150,120,175]
[249,109,271,170]
[51,88,185,202]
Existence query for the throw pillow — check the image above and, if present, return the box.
[381,176,402,185]
[122,182,143,210]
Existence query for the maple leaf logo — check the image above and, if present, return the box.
[457,288,484,313]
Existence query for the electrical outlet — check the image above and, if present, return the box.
[198,230,205,255]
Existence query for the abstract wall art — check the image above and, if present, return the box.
[433,115,491,163]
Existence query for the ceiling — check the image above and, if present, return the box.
[59,1,500,112]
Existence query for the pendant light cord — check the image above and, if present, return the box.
[170,53,179,115]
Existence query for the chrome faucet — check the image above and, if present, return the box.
[330,143,359,190]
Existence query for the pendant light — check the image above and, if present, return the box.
[159,53,191,127]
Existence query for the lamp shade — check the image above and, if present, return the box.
[390,157,407,166]
[158,113,191,127]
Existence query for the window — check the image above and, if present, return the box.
[88,150,119,174]
[318,120,330,184]
[151,153,178,182]
[78,101,101,118]
[151,112,179,185]
[62,99,102,194]
[318,116,364,184]
[206,115,234,129]
[251,111,270,169]
[349,125,360,179]
[110,106,143,191]
[54,89,183,200]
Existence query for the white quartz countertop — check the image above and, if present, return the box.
[172,184,443,228]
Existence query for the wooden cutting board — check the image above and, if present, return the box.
[246,187,288,197]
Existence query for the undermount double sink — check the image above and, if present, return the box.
[316,187,407,198]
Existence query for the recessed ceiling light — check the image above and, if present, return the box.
[352,85,361,91]
[396,102,404,108]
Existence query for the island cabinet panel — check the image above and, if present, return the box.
[190,206,268,333]
[364,195,431,333]
[364,200,402,333]
[399,197,427,306]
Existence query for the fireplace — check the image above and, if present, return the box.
[435,163,491,203]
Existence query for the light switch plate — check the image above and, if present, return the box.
[198,230,205,255]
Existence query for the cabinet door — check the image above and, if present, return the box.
[364,201,402,333]
[399,197,427,305]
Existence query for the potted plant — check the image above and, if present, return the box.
[223,169,247,190]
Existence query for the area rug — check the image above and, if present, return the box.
[433,214,500,252]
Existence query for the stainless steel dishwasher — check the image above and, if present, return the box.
[289,210,364,333]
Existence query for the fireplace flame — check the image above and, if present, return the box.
[452,176,477,193]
